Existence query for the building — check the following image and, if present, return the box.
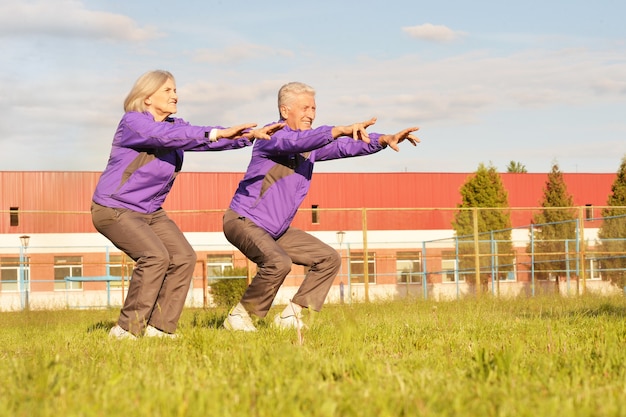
[0,171,620,311]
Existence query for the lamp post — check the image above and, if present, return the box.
[19,235,30,310]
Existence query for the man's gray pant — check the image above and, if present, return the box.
[91,202,196,335]
[223,209,341,317]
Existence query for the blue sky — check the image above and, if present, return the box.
[1,0,625,173]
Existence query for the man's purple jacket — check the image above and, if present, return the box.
[229,122,385,239]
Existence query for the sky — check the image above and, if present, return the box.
[1,0,625,174]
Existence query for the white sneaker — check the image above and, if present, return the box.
[273,314,306,330]
[109,324,137,340]
[145,325,178,339]
[223,310,257,332]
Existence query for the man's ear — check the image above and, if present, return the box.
[279,105,288,119]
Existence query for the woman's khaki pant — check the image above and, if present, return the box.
[92,202,196,335]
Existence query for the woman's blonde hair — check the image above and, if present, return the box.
[123,70,175,112]
[277,81,315,119]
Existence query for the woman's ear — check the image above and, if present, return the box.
[279,105,288,119]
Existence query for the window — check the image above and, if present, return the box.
[441,250,464,283]
[108,254,134,288]
[349,252,376,284]
[499,271,517,281]
[207,254,234,279]
[1,257,20,292]
[588,258,602,280]
[54,256,83,290]
[311,205,319,224]
[10,207,19,227]
[441,259,460,283]
[396,251,422,284]
[585,204,593,220]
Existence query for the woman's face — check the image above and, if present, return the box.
[145,78,178,121]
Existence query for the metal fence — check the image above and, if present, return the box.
[1,207,625,310]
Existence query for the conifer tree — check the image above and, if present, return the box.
[528,161,576,281]
[598,155,626,287]
[452,163,513,289]
[506,161,527,173]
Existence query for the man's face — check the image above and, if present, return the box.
[281,93,316,131]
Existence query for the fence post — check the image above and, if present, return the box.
[473,207,480,297]
[362,207,369,303]
[490,231,495,296]
[455,236,460,299]
[421,240,428,300]
[19,245,25,310]
[199,259,207,308]
[529,224,535,296]
[246,258,253,285]
[347,242,352,304]
[578,207,586,295]
[565,239,571,295]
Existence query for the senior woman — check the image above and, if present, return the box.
[92,70,281,339]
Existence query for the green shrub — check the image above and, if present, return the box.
[209,267,248,307]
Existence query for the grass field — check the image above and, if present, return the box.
[1,295,626,417]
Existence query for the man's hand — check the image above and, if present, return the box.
[243,122,285,141]
[332,117,377,143]
[379,127,420,152]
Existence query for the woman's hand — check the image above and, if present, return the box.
[215,123,259,140]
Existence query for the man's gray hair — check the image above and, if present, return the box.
[277,82,315,119]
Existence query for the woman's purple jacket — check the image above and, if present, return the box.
[93,111,252,213]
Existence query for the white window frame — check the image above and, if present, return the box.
[207,254,234,280]
[349,252,376,285]
[441,258,463,283]
[1,257,21,292]
[108,253,134,288]
[497,257,517,281]
[588,258,602,280]
[396,251,422,284]
[55,256,83,290]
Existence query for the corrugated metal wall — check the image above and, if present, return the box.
[1,171,100,233]
[0,171,617,234]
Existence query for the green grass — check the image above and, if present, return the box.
[2,296,626,417]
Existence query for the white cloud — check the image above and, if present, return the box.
[402,23,466,43]
[591,78,626,95]
[2,2,626,174]
[0,0,164,41]
[189,43,294,65]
